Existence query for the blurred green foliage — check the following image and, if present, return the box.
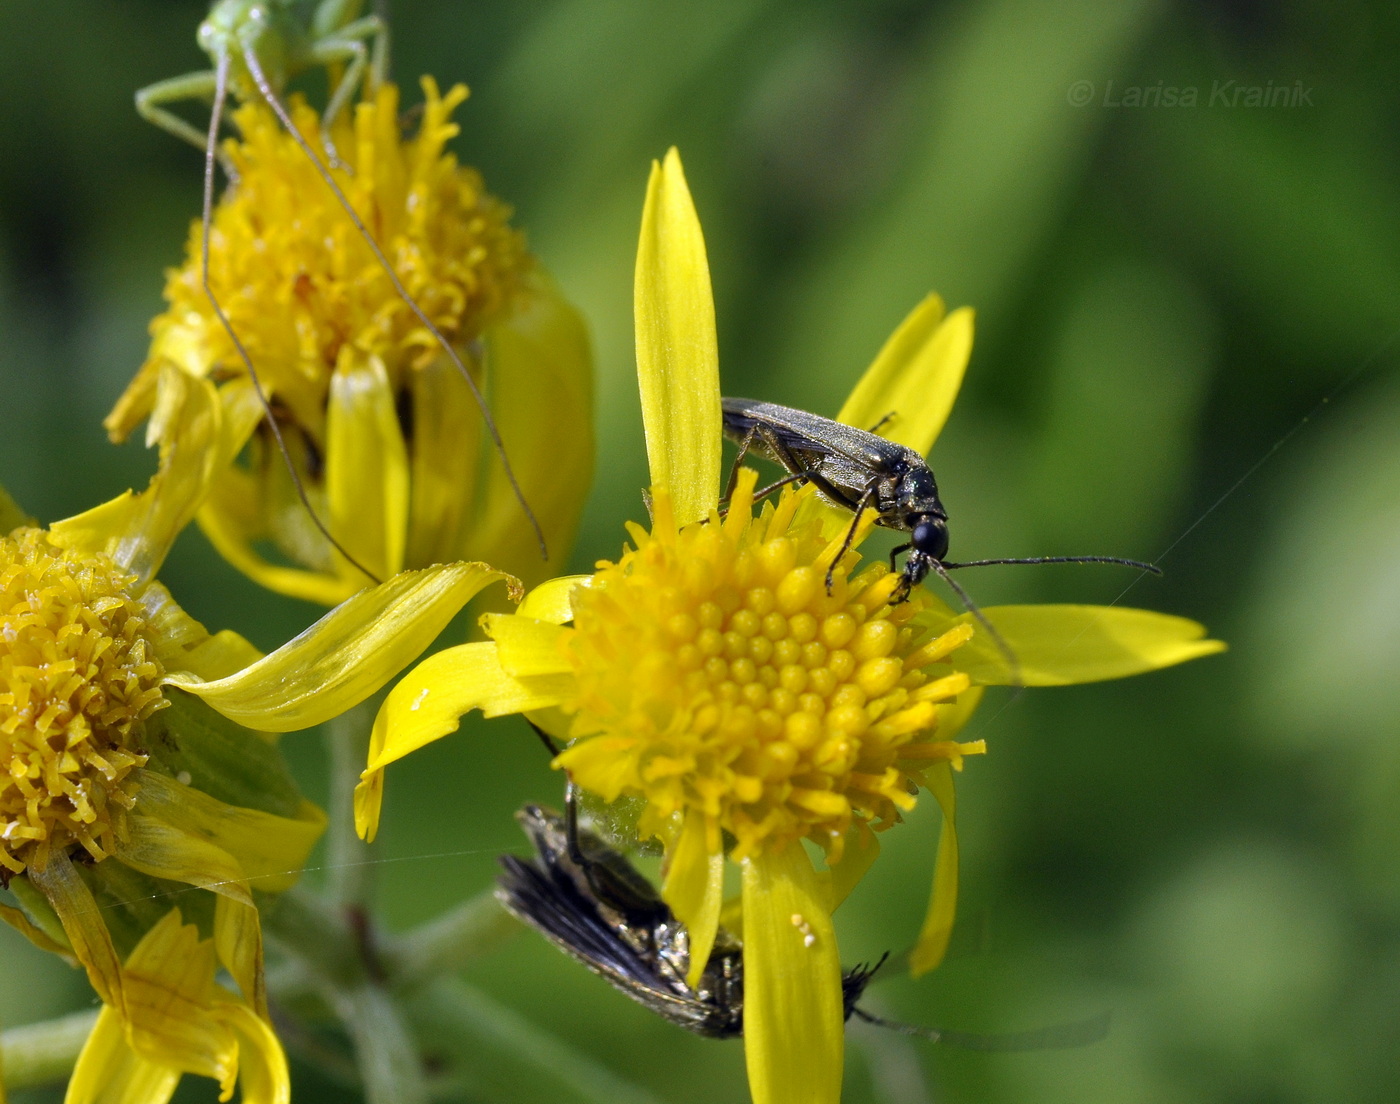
[1,1,1397,1101]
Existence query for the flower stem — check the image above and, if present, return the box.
[0,1009,97,1089]
[326,695,381,908]
[406,977,670,1104]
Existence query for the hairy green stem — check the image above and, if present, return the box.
[0,1009,97,1089]
[325,696,380,908]
[391,888,519,984]
[407,978,669,1104]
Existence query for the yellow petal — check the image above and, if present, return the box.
[50,367,219,584]
[166,563,514,730]
[119,911,232,1084]
[473,276,595,588]
[661,810,724,989]
[0,481,32,533]
[948,604,1227,686]
[482,614,573,676]
[837,297,974,458]
[326,351,410,580]
[64,1005,181,1104]
[28,851,125,1011]
[934,684,984,742]
[355,642,573,840]
[516,574,591,624]
[197,501,357,607]
[827,826,880,910]
[115,815,265,1017]
[740,846,844,1104]
[404,354,484,570]
[634,147,721,524]
[910,762,958,977]
[127,771,324,895]
[212,998,290,1104]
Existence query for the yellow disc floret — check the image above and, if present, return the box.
[0,530,163,874]
[107,76,531,443]
[560,475,984,862]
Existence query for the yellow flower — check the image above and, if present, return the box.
[0,369,512,1096]
[355,150,1224,1104]
[64,909,288,1104]
[106,77,592,605]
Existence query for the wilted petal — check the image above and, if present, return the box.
[326,352,410,581]
[474,276,595,587]
[634,147,721,525]
[28,851,125,1012]
[166,563,515,730]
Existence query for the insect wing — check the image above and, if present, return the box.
[722,398,902,471]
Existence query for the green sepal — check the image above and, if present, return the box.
[8,874,73,951]
[144,687,303,819]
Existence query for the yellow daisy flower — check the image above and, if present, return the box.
[0,369,512,1099]
[106,77,592,606]
[354,150,1224,1104]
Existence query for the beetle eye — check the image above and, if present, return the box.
[912,520,948,561]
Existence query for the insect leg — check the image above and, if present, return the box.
[722,426,757,503]
[306,15,385,168]
[824,481,878,594]
[199,49,380,584]
[867,411,897,435]
[238,44,548,560]
[887,542,910,575]
[927,560,1022,687]
[135,70,238,176]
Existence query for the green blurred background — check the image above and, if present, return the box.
[2,0,1398,1100]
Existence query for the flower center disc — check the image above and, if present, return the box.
[0,530,162,873]
[563,481,974,861]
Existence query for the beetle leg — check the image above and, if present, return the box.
[825,481,879,594]
[868,410,898,435]
[888,542,911,574]
[722,426,757,502]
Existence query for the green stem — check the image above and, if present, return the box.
[0,1009,97,1089]
[265,888,428,1104]
[391,888,519,985]
[325,696,380,908]
[407,977,669,1104]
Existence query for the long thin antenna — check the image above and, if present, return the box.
[852,1007,1111,1052]
[239,47,548,561]
[201,51,381,586]
[945,555,1161,574]
[929,559,1023,687]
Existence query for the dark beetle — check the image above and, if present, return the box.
[497,802,1110,1050]
[721,397,1160,623]
[722,397,950,601]
[496,804,880,1038]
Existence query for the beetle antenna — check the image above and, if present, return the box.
[851,1007,1110,1052]
[201,49,380,586]
[943,555,1161,575]
[928,560,1022,687]
[239,46,548,561]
